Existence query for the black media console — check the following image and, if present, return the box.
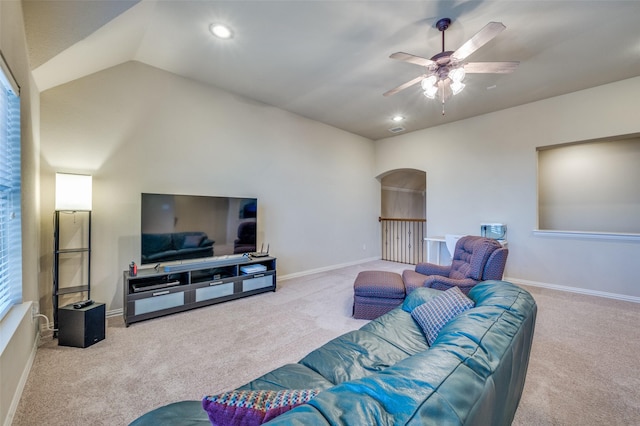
[123,256,276,326]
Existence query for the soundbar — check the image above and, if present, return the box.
[162,255,247,272]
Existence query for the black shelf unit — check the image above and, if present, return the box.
[123,256,276,326]
[53,210,91,336]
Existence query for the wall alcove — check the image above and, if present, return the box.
[537,133,640,239]
[377,169,426,264]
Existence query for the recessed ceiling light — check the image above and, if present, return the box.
[210,23,233,39]
[392,115,405,122]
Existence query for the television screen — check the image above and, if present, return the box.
[141,193,257,265]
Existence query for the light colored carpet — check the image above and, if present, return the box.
[12,260,640,425]
[512,285,640,426]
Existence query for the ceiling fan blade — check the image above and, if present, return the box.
[389,52,435,67]
[464,61,519,73]
[383,74,426,97]
[451,22,506,61]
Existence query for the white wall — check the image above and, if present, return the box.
[375,76,640,300]
[39,61,380,315]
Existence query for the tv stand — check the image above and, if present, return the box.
[123,256,276,326]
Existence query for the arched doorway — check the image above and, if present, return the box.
[378,169,427,264]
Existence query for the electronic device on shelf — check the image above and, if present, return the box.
[240,264,268,274]
[480,223,507,241]
[140,193,257,265]
[73,299,94,309]
[250,243,270,258]
[132,280,181,293]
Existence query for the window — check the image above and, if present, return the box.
[0,54,21,321]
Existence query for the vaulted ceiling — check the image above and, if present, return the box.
[23,0,640,140]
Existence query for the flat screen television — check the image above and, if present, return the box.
[140,193,257,265]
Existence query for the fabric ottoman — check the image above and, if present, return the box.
[352,271,406,320]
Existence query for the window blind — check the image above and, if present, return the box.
[0,53,21,321]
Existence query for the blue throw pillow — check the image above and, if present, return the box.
[411,286,475,345]
[402,286,442,312]
[202,389,319,425]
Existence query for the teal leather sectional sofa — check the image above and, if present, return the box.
[131,280,537,425]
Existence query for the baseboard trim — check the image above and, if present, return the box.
[505,276,640,304]
[107,308,123,318]
[278,257,381,281]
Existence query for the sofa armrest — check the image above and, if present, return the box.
[424,276,479,294]
[415,262,451,276]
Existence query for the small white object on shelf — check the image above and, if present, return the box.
[240,264,267,274]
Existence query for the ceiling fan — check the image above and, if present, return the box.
[384,18,519,114]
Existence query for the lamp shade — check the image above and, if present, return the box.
[55,173,92,211]
[448,67,466,83]
[450,80,466,95]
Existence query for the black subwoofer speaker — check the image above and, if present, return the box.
[58,302,106,348]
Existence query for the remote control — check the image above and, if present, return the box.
[73,299,94,309]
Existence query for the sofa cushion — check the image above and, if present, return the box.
[359,308,430,359]
[238,363,334,392]
[411,286,475,345]
[202,389,318,426]
[402,286,442,312]
[299,329,413,385]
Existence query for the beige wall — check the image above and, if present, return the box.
[538,137,640,233]
[38,61,380,316]
[381,188,425,219]
[375,76,640,299]
[0,1,41,424]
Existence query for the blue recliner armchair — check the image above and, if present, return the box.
[402,235,508,294]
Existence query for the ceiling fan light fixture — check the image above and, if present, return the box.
[448,67,466,83]
[384,17,517,117]
[423,84,438,99]
[451,80,466,95]
[420,75,437,91]
[210,23,233,39]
